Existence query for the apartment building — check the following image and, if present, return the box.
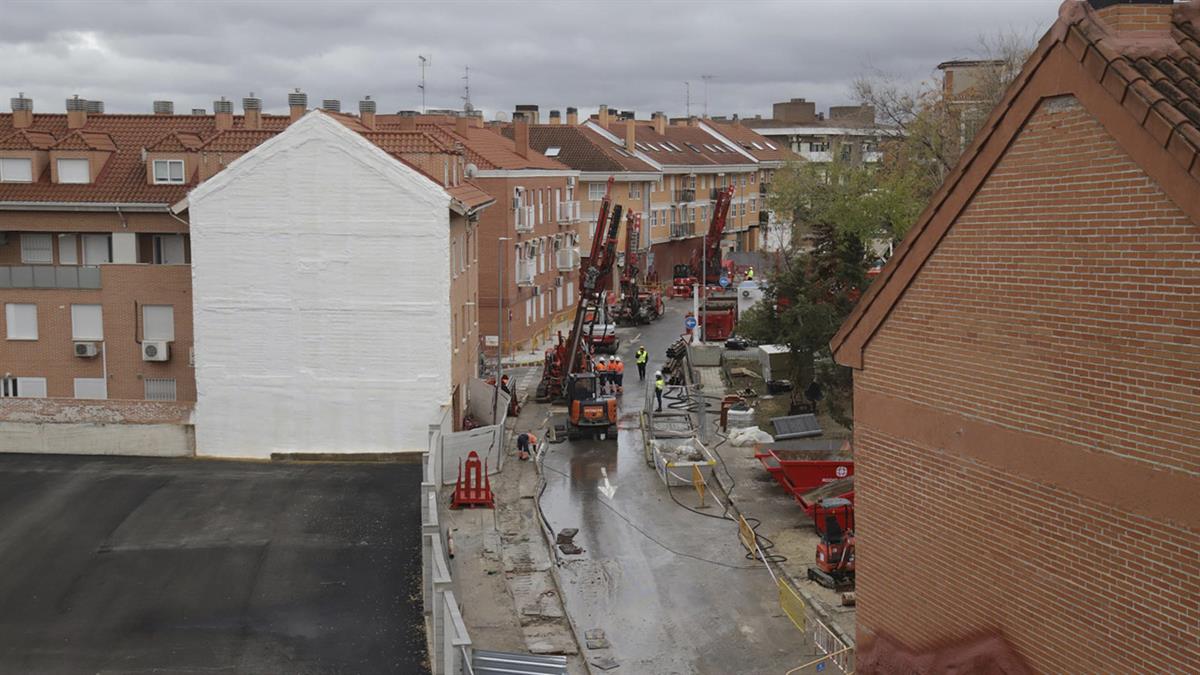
[378,110,581,354]
[0,92,492,456]
[833,1,1199,671]
[744,99,892,165]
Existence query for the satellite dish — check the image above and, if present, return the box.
[494,111,510,122]
[465,163,478,178]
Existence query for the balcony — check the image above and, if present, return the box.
[673,189,696,203]
[798,150,832,162]
[759,182,768,195]
[515,261,536,286]
[863,151,883,163]
[758,211,770,226]
[670,222,695,239]
[555,247,580,271]
[556,200,580,224]
[514,205,535,233]
[0,265,101,290]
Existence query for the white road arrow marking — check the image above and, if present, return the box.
[598,467,617,500]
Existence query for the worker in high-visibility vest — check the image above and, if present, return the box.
[613,357,625,394]
[635,346,649,380]
[746,266,755,281]
[654,371,665,412]
[595,357,609,395]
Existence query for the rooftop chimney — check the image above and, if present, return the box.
[288,88,307,122]
[397,110,417,131]
[213,97,233,130]
[85,100,104,115]
[322,99,341,113]
[619,110,635,121]
[359,96,376,129]
[153,100,174,115]
[192,108,206,115]
[242,93,262,130]
[651,111,667,135]
[598,104,611,128]
[11,93,32,129]
[549,109,561,126]
[624,118,636,153]
[1088,0,1175,35]
[515,104,540,125]
[455,112,470,136]
[566,107,578,125]
[66,95,87,129]
[513,112,530,159]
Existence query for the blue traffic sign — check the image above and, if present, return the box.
[684,316,697,330]
[719,276,730,287]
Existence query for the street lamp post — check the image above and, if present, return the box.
[494,236,510,422]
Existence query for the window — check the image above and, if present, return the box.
[544,147,561,157]
[20,233,53,264]
[73,378,107,400]
[0,157,33,182]
[59,234,78,265]
[629,183,640,198]
[144,378,177,401]
[152,159,185,184]
[152,234,186,264]
[71,304,103,340]
[143,305,175,341]
[5,304,37,340]
[841,144,853,161]
[588,182,606,201]
[1,376,47,398]
[809,142,829,153]
[57,158,90,184]
[451,239,458,279]
[82,234,111,265]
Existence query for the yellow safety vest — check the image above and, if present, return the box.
[636,349,648,365]
[655,377,665,391]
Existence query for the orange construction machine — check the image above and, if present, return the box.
[537,178,622,440]
[615,211,664,326]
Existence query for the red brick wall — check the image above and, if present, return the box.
[855,95,1199,671]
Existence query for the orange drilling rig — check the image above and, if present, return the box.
[614,211,664,326]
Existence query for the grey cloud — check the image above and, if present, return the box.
[0,0,1060,119]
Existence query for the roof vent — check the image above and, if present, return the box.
[322,99,341,112]
[243,93,262,111]
[213,97,234,114]
[65,95,88,112]
[11,93,32,112]
[85,100,104,114]
[191,108,206,115]
[359,96,377,114]
[288,89,308,108]
[153,100,174,115]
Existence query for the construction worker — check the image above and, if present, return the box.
[596,357,609,395]
[746,266,755,281]
[517,431,534,460]
[654,371,665,412]
[613,357,624,394]
[635,346,649,380]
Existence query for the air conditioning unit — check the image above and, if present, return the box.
[74,341,99,358]
[567,176,577,188]
[142,340,170,362]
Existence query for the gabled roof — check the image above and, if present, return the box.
[374,115,571,171]
[831,0,1200,369]
[515,125,658,173]
[0,129,56,150]
[51,130,117,152]
[146,131,204,152]
[703,120,798,164]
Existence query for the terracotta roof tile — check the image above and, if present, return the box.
[703,120,798,163]
[0,129,56,150]
[513,125,657,173]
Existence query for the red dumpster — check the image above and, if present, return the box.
[755,441,853,500]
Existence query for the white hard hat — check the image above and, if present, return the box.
[599,356,607,361]
[655,370,662,376]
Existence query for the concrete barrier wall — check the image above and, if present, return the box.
[0,421,194,457]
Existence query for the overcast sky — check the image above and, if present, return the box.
[2,0,1061,120]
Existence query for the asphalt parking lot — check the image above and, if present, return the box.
[0,454,426,674]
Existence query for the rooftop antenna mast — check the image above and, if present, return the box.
[462,65,474,113]
[700,74,714,117]
[418,54,431,112]
[685,81,691,117]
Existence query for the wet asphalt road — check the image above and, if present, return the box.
[539,299,800,674]
[0,455,426,675]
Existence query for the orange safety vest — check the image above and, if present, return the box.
[596,361,608,373]
[614,361,624,374]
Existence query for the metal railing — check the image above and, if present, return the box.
[515,261,536,286]
[670,222,695,239]
[555,248,580,271]
[556,200,580,223]
[0,265,101,289]
[673,188,696,203]
[514,205,535,232]
[423,421,475,675]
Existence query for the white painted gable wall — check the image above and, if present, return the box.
[188,112,452,457]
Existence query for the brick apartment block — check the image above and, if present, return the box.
[832,0,1199,671]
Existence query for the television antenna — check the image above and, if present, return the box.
[462,65,474,113]
[700,74,714,117]
[418,55,431,112]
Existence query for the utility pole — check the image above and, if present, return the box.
[493,236,510,422]
[684,81,691,117]
[418,55,431,113]
[701,75,714,118]
[461,65,473,113]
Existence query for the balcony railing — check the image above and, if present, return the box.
[798,150,832,162]
[863,151,883,163]
[515,262,536,286]
[0,265,101,290]
[670,222,696,239]
[758,210,770,226]
[556,201,580,223]
[555,248,580,271]
[673,188,696,203]
[515,205,535,232]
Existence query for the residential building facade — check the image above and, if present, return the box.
[832,1,1199,672]
[744,99,890,165]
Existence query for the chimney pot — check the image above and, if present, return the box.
[242,93,262,129]
[515,104,540,125]
[549,109,561,126]
[11,92,32,129]
[242,93,261,110]
[66,95,88,129]
[397,110,417,131]
[598,104,611,128]
[288,88,307,122]
[192,108,206,115]
[624,118,636,153]
[1088,0,1175,34]
[153,100,174,115]
[214,96,233,130]
[566,107,579,125]
[513,113,530,159]
[321,99,341,112]
[85,100,104,115]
